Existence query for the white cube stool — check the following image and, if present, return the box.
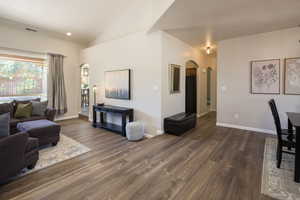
[126,121,144,141]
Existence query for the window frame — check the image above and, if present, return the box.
[0,54,47,98]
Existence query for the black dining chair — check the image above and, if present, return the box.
[268,99,295,168]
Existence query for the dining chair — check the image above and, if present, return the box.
[268,99,295,168]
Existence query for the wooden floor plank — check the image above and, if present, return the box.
[0,112,275,200]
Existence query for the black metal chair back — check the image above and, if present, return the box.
[268,99,283,144]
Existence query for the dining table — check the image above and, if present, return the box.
[287,112,300,183]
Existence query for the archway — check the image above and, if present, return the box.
[185,60,199,114]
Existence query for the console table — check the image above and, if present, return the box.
[92,104,134,137]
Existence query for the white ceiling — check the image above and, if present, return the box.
[1,0,300,48]
[0,0,133,45]
[153,0,300,48]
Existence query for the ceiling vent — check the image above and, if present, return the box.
[25,28,38,32]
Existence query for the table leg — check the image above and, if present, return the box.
[92,107,97,127]
[288,118,293,134]
[122,114,127,137]
[129,111,134,122]
[100,112,104,124]
[295,127,300,182]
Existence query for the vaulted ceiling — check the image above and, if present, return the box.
[0,0,135,45]
[152,0,300,48]
[0,0,299,48]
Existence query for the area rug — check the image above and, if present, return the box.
[261,138,300,200]
[20,134,91,176]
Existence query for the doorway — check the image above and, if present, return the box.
[80,64,90,117]
[185,61,198,114]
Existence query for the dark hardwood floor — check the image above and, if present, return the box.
[0,112,275,200]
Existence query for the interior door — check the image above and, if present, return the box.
[185,68,197,114]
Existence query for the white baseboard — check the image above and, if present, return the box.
[55,115,79,121]
[144,129,164,138]
[156,130,164,135]
[197,112,209,118]
[145,134,155,138]
[216,122,275,135]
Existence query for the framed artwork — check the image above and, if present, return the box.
[250,59,280,94]
[169,64,181,94]
[105,69,131,100]
[284,57,300,95]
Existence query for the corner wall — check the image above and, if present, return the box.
[82,30,216,136]
[161,32,207,120]
[217,27,300,133]
[81,31,163,136]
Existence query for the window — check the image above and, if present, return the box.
[0,54,47,100]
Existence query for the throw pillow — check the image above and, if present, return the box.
[0,113,10,137]
[31,101,48,116]
[14,98,40,114]
[14,103,32,118]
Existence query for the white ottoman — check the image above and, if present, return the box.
[126,121,144,141]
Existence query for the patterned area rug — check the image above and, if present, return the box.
[262,138,300,200]
[20,134,91,176]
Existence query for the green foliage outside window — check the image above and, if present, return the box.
[0,59,46,97]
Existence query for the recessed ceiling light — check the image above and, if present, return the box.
[66,32,72,36]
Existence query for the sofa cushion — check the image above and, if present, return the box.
[26,115,47,121]
[10,116,47,128]
[31,101,48,116]
[0,102,14,118]
[26,137,39,152]
[15,103,32,118]
[0,113,10,137]
[10,118,21,128]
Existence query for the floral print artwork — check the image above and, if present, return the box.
[251,59,280,94]
[285,58,300,94]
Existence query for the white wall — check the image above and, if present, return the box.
[0,24,83,119]
[81,31,162,135]
[217,27,300,133]
[161,32,206,121]
[82,30,217,136]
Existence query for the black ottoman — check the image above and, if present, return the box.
[17,120,61,146]
[164,113,196,135]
